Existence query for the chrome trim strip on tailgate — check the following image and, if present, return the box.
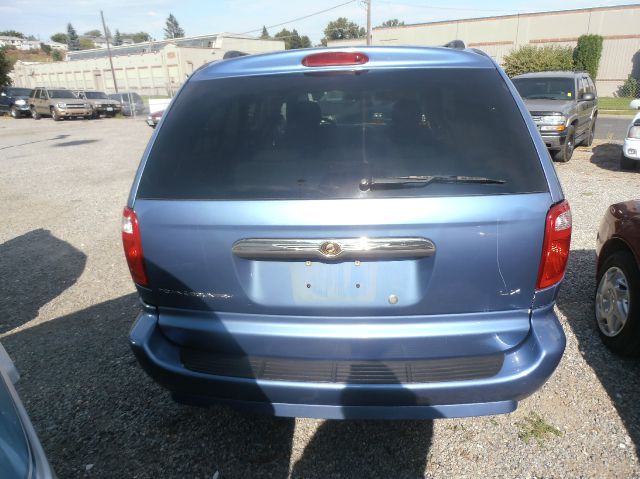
[232,237,436,260]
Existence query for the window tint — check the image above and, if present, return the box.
[48,89,76,99]
[7,88,31,96]
[85,91,108,99]
[578,78,588,97]
[512,77,575,101]
[138,69,548,200]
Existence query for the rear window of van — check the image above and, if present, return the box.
[137,68,548,200]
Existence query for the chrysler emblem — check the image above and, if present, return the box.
[319,241,342,257]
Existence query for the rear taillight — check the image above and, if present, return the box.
[302,52,369,67]
[122,207,148,286]
[536,200,572,290]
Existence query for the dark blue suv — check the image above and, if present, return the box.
[124,46,571,420]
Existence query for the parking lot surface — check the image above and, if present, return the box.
[595,115,633,141]
[0,116,639,478]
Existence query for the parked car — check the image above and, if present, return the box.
[73,90,121,118]
[29,87,93,120]
[630,99,640,110]
[0,342,54,478]
[621,112,640,170]
[512,71,598,162]
[595,200,640,355]
[146,109,164,128]
[108,92,146,116]
[124,46,570,420]
[0,86,32,118]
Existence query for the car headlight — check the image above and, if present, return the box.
[85,103,91,108]
[541,114,565,125]
[14,99,26,106]
[57,103,66,108]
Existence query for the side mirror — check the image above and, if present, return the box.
[581,92,595,102]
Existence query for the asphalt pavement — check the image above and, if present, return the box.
[595,115,633,141]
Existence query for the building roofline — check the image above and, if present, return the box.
[66,31,281,57]
[373,3,640,32]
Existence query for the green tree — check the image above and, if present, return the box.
[50,32,67,44]
[274,28,312,50]
[574,34,604,79]
[164,13,185,39]
[79,37,96,50]
[0,30,25,38]
[260,26,270,39]
[120,32,151,43]
[40,43,52,54]
[0,48,11,86]
[113,29,123,46]
[321,17,365,46]
[377,19,404,28]
[66,23,80,51]
[619,75,639,97]
[503,45,574,77]
[52,50,64,61]
[83,29,102,38]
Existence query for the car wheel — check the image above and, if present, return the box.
[554,126,575,162]
[10,106,19,119]
[31,107,40,120]
[621,152,636,170]
[595,251,640,355]
[51,107,62,121]
[584,119,596,147]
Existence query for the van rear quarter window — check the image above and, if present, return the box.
[137,68,548,200]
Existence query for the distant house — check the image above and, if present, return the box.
[0,35,41,50]
[45,41,67,51]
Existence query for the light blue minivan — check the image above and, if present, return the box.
[124,45,571,419]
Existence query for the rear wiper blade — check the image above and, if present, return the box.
[359,175,506,191]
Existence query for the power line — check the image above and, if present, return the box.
[239,0,357,35]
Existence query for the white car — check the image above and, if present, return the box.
[622,112,640,170]
[630,98,640,110]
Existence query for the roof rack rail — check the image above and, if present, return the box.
[223,50,248,59]
[443,40,465,49]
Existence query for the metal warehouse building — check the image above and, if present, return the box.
[328,4,640,96]
[10,33,284,96]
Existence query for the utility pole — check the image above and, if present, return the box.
[100,10,118,93]
[366,0,372,45]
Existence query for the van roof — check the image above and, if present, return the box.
[192,46,496,81]
[513,71,587,79]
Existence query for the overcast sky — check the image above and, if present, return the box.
[1,0,637,44]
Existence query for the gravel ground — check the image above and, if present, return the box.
[0,116,639,478]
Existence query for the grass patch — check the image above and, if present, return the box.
[599,97,635,111]
[600,109,636,116]
[517,413,562,444]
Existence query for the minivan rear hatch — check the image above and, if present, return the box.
[133,65,551,320]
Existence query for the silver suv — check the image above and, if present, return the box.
[29,87,93,121]
[73,90,121,118]
[512,71,598,162]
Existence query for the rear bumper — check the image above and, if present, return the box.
[129,305,565,419]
